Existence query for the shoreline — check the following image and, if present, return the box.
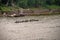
[0,9,60,17]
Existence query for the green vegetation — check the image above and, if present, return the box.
[0,6,20,11]
[46,5,60,9]
[0,0,60,11]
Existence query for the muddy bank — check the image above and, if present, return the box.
[0,9,60,17]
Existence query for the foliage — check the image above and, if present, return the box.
[0,0,60,8]
[0,6,20,11]
[47,5,60,9]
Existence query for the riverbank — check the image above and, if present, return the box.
[0,7,60,17]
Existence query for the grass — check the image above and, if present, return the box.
[0,6,20,12]
[46,5,60,9]
[0,5,60,11]
[24,5,60,11]
[27,7,46,10]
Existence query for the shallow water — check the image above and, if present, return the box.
[0,15,60,40]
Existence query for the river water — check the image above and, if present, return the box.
[0,15,60,40]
